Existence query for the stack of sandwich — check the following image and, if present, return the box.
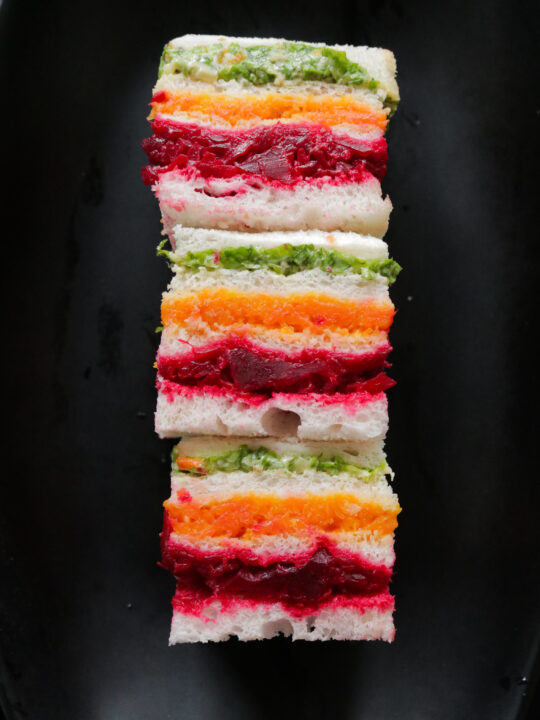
[142,35,401,642]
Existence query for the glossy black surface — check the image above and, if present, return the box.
[1,0,539,717]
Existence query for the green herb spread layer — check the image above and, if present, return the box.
[158,242,401,284]
[172,444,388,479]
[159,41,378,92]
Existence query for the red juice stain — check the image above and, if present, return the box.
[151,90,168,103]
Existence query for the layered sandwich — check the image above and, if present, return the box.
[155,227,400,441]
[162,437,400,642]
[142,35,398,236]
[143,34,401,644]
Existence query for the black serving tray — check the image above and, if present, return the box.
[1,0,539,718]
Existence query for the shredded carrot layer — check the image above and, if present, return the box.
[161,289,394,334]
[165,492,399,539]
[151,91,388,132]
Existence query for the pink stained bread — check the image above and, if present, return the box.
[155,378,389,440]
[155,167,391,236]
[169,591,395,643]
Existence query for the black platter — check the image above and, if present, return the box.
[1,0,539,718]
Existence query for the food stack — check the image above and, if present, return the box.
[142,35,401,642]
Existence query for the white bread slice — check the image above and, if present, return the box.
[175,435,386,466]
[158,35,399,107]
[155,72,386,111]
[159,322,388,355]
[165,531,395,568]
[155,382,388,440]
[156,170,391,237]
[169,471,397,506]
[169,598,395,643]
[166,267,389,301]
[154,109,385,139]
[169,227,389,258]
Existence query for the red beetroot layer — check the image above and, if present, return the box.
[157,336,394,394]
[141,120,387,186]
[161,521,391,610]
[157,376,388,413]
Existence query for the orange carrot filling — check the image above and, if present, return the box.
[150,91,388,132]
[161,289,394,334]
[165,493,399,539]
[176,457,205,472]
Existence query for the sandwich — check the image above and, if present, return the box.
[155,228,400,441]
[142,35,399,236]
[161,436,400,642]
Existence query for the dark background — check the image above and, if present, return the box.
[1,0,539,717]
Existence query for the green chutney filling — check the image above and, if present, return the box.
[158,241,401,284]
[172,443,389,479]
[159,41,379,93]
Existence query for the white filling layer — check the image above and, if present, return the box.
[170,227,389,259]
[175,435,386,463]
